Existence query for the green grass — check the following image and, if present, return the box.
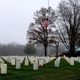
[0,57,80,80]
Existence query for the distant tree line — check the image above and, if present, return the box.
[0,42,64,56]
[0,42,25,56]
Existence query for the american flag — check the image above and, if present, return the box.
[42,18,49,28]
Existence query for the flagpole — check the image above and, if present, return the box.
[48,0,49,55]
[48,0,49,8]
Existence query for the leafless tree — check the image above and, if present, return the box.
[57,0,80,56]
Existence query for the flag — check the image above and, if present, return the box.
[42,18,49,28]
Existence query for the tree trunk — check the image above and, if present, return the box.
[44,39,47,56]
[70,42,75,56]
[69,25,75,56]
[44,45,47,56]
[56,45,58,57]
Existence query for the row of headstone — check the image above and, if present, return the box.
[0,56,56,73]
[33,56,56,70]
[2,56,22,70]
[3,56,80,71]
[74,57,80,63]
[1,55,80,74]
[64,56,74,65]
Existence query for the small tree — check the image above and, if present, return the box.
[24,44,36,55]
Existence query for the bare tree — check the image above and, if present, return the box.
[57,0,80,56]
[27,7,57,56]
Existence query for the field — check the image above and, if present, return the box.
[0,58,80,80]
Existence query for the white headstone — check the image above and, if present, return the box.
[46,57,49,63]
[55,57,60,67]
[11,59,15,65]
[33,62,38,70]
[43,58,46,64]
[25,58,29,66]
[70,57,74,65]
[66,57,70,63]
[77,57,80,63]
[1,64,7,74]
[39,60,43,66]
[16,59,20,69]
[7,57,11,63]
[74,58,77,61]
[0,60,3,68]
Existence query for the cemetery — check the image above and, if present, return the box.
[0,56,80,80]
[0,0,80,80]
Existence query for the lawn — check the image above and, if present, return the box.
[0,57,80,80]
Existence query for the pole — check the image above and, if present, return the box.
[48,0,49,8]
[48,0,49,55]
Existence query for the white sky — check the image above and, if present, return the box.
[0,0,61,45]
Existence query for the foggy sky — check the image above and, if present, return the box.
[0,0,61,45]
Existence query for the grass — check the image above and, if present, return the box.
[0,57,80,80]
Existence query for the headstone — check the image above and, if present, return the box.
[70,57,74,65]
[46,57,49,63]
[25,58,29,66]
[30,58,34,64]
[20,57,24,63]
[77,57,80,63]
[39,60,43,66]
[0,61,2,68]
[66,57,70,63]
[54,57,60,67]
[74,58,77,61]
[33,62,38,70]
[16,59,20,69]
[11,59,15,65]
[43,58,46,64]
[1,64,7,74]
[7,57,11,63]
